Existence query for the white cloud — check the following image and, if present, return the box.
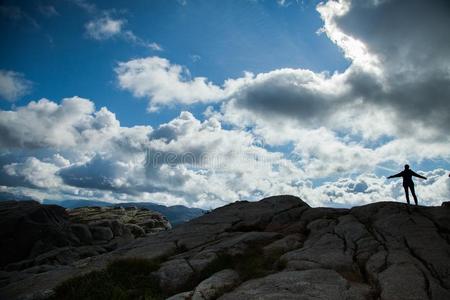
[316,0,381,71]
[0,97,97,148]
[85,16,124,40]
[116,57,227,111]
[148,42,163,51]
[84,13,163,51]
[417,169,450,206]
[1,98,449,209]
[71,0,97,14]
[0,96,154,163]
[122,31,163,50]
[0,70,32,102]
[142,111,309,207]
[4,157,62,188]
[0,100,308,208]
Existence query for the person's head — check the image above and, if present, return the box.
[404,164,410,170]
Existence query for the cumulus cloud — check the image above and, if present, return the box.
[0,97,98,148]
[0,99,308,208]
[318,0,450,137]
[58,154,134,191]
[417,169,450,206]
[1,97,448,209]
[0,70,32,102]
[0,97,153,167]
[0,97,154,202]
[4,157,62,188]
[141,111,311,207]
[116,57,227,111]
[298,167,450,208]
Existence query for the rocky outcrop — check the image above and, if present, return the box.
[0,201,171,284]
[1,195,450,300]
[0,201,75,269]
[67,206,171,234]
[43,199,205,226]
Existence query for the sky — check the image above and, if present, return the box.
[0,0,449,209]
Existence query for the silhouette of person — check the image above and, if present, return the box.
[387,164,427,205]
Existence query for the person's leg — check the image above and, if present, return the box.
[403,185,410,205]
[410,184,418,205]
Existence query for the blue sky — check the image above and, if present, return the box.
[0,0,349,126]
[1,0,449,208]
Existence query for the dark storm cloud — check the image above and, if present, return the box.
[58,155,125,191]
[58,154,175,194]
[337,0,450,71]
[232,71,337,124]
[337,0,450,134]
[226,0,450,140]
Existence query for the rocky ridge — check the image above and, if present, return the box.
[1,195,450,300]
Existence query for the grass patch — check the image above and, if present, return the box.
[157,248,283,296]
[201,247,285,283]
[231,248,284,280]
[51,258,163,300]
[51,247,286,299]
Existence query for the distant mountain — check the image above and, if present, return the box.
[42,199,205,226]
[42,199,112,208]
[0,192,36,202]
[115,202,206,227]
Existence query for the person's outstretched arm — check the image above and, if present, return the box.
[387,172,402,179]
[411,171,427,180]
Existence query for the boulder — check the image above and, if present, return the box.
[188,251,219,273]
[0,201,74,268]
[157,259,195,293]
[207,232,282,256]
[125,224,145,238]
[191,269,240,300]
[166,291,194,300]
[70,224,93,244]
[89,226,113,241]
[218,269,372,300]
[263,234,303,256]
